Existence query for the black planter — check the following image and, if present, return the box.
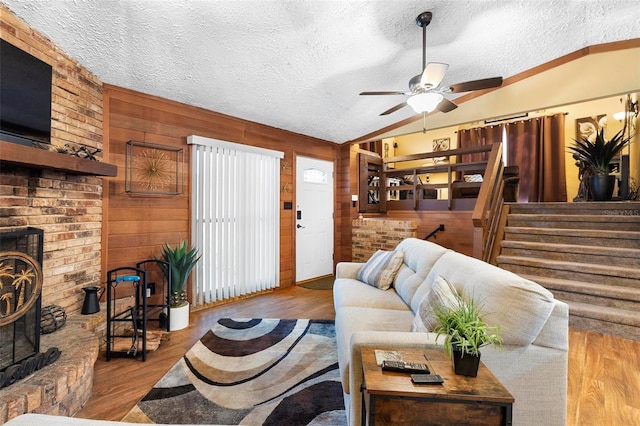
[452,349,481,377]
[590,174,616,201]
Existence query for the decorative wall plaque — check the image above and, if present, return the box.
[125,140,184,195]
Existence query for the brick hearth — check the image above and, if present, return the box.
[0,319,99,424]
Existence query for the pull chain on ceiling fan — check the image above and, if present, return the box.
[360,11,503,120]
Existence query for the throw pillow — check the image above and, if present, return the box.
[357,249,404,290]
[411,275,460,332]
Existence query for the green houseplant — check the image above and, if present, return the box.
[159,240,200,331]
[568,128,632,201]
[432,294,502,377]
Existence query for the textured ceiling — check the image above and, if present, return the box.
[3,1,639,143]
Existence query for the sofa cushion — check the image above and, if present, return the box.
[411,275,460,332]
[426,251,556,346]
[335,306,416,393]
[333,278,412,311]
[392,239,450,308]
[356,249,404,290]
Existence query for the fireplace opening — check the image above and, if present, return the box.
[0,228,44,373]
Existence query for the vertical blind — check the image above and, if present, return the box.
[187,135,284,307]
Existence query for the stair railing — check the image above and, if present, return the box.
[472,143,505,263]
[423,224,445,240]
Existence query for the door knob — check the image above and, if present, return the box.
[296,224,305,229]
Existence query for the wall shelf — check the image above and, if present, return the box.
[0,141,117,177]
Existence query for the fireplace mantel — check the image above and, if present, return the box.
[0,140,117,177]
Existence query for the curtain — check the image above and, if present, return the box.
[456,125,504,182]
[457,125,504,163]
[187,135,284,307]
[505,113,567,202]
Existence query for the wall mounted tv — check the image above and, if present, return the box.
[0,39,53,146]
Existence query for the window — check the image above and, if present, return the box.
[303,168,327,184]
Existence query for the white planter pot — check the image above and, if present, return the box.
[169,303,190,331]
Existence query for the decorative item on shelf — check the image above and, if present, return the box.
[158,240,201,331]
[432,293,503,377]
[125,140,184,195]
[568,128,632,201]
[41,305,67,334]
[61,143,102,160]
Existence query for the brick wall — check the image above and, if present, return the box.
[351,218,417,262]
[0,4,105,314]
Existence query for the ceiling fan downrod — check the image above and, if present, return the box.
[416,11,433,72]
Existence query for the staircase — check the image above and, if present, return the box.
[495,202,640,341]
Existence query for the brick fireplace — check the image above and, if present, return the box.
[1,2,108,319]
[0,5,111,423]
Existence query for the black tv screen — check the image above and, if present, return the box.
[0,39,52,146]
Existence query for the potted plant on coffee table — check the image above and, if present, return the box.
[432,294,502,377]
[159,240,200,331]
[568,128,632,201]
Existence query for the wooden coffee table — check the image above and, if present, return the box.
[361,347,514,425]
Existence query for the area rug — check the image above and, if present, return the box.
[122,318,345,425]
[298,276,334,290]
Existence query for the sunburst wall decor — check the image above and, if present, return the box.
[125,140,184,195]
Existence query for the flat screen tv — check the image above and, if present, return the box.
[0,39,53,146]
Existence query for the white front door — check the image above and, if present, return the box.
[295,156,334,282]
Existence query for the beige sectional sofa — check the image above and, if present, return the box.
[334,238,568,426]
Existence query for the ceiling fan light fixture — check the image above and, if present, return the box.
[407,92,443,113]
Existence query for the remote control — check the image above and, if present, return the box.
[381,360,430,374]
[411,374,444,384]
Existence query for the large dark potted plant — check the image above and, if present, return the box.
[432,294,502,377]
[568,128,631,201]
[159,240,200,331]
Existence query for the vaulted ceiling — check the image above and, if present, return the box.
[3,1,639,143]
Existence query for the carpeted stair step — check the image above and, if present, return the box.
[500,241,640,268]
[499,202,640,340]
[496,256,640,288]
[503,227,640,249]
[519,274,640,311]
[506,213,640,232]
[507,201,640,216]
[565,300,640,341]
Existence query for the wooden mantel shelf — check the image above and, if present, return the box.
[0,141,117,177]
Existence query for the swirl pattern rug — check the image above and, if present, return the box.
[122,318,346,425]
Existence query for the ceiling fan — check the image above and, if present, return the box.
[360,11,503,116]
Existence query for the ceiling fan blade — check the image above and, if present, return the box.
[447,77,503,93]
[437,98,458,113]
[380,102,408,116]
[360,91,408,96]
[420,62,449,88]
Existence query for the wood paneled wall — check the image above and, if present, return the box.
[102,85,340,290]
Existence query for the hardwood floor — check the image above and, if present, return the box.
[76,286,640,425]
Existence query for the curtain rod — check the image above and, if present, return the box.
[483,111,568,125]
